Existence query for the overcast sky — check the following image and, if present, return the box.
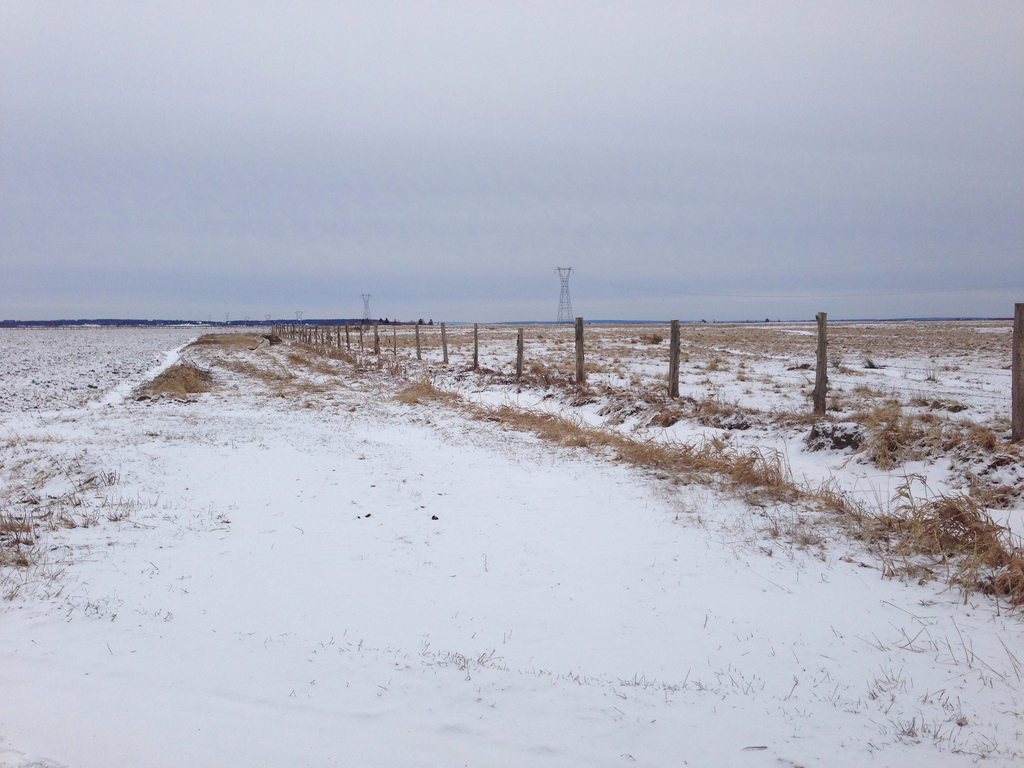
[2,2,1021,322]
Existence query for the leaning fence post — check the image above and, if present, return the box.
[373,323,380,355]
[441,323,449,365]
[668,320,680,398]
[575,317,585,384]
[1012,303,1023,442]
[415,324,422,360]
[516,327,524,377]
[473,323,479,370]
[812,311,828,415]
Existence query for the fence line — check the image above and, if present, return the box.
[268,314,1019,424]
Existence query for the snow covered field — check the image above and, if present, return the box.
[2,324,1022,767]
[0,327,200,414]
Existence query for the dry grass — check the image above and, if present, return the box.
[848,403,1022,510]
[858,402,914,470]
[396,377,458,405]
[475,404,798,505]
[182,333,361,399]
[875,489,1024,608]
[1,437,134,591]
[189,333,263,351]
[0,511,33,568]
[217,357,293,388]
[139,363,213,399]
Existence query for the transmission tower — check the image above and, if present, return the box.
[556,267,574,323]
[361,294,371,323]
[295,311,303,324]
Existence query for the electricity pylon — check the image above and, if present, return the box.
[556,267,574,324]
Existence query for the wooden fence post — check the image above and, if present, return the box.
[516,327,524,377]
[575,317,585,384]
[1013,303,1023,442]
[358,324,364,350]
[415,324,422,360]
[441,323,449,364]
[812,312,828,415]
[345,322,350,349]
[668,319,680,398]
[473,324,479,370]
[393,327,398,356]
[373,323,380,355]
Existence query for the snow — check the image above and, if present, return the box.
[0,327,198,414]
[1,326,1022,766]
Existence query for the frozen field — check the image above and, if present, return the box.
[0,327,200,413]
[1,323,1022,767]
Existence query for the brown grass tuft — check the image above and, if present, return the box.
[140,364,213,399]
[875,489,1024,607]
[396,377,456,405]
[188,333,263,351]
[1,512,34,568]
[966,423,998,451]
[859,402,914,469]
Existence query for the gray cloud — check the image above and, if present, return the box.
[2,2,1022,321]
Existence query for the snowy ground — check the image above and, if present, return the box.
[411,321,1021,536]
[0,327,200,413]
[1,326,1022,767]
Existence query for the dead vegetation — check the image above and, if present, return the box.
[1,435,138,595]
[873,485,1024,608]
[137,363,213,400]
[467,403,798,507]
[396,377,458,405]
[189,333,263,351]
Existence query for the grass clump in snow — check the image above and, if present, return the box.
[875,489,1024,608]
[189,333,264,352]
[396,377,457,405]
[858,402,915,470]
[0,512,33,569]
[141,363,213,399]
